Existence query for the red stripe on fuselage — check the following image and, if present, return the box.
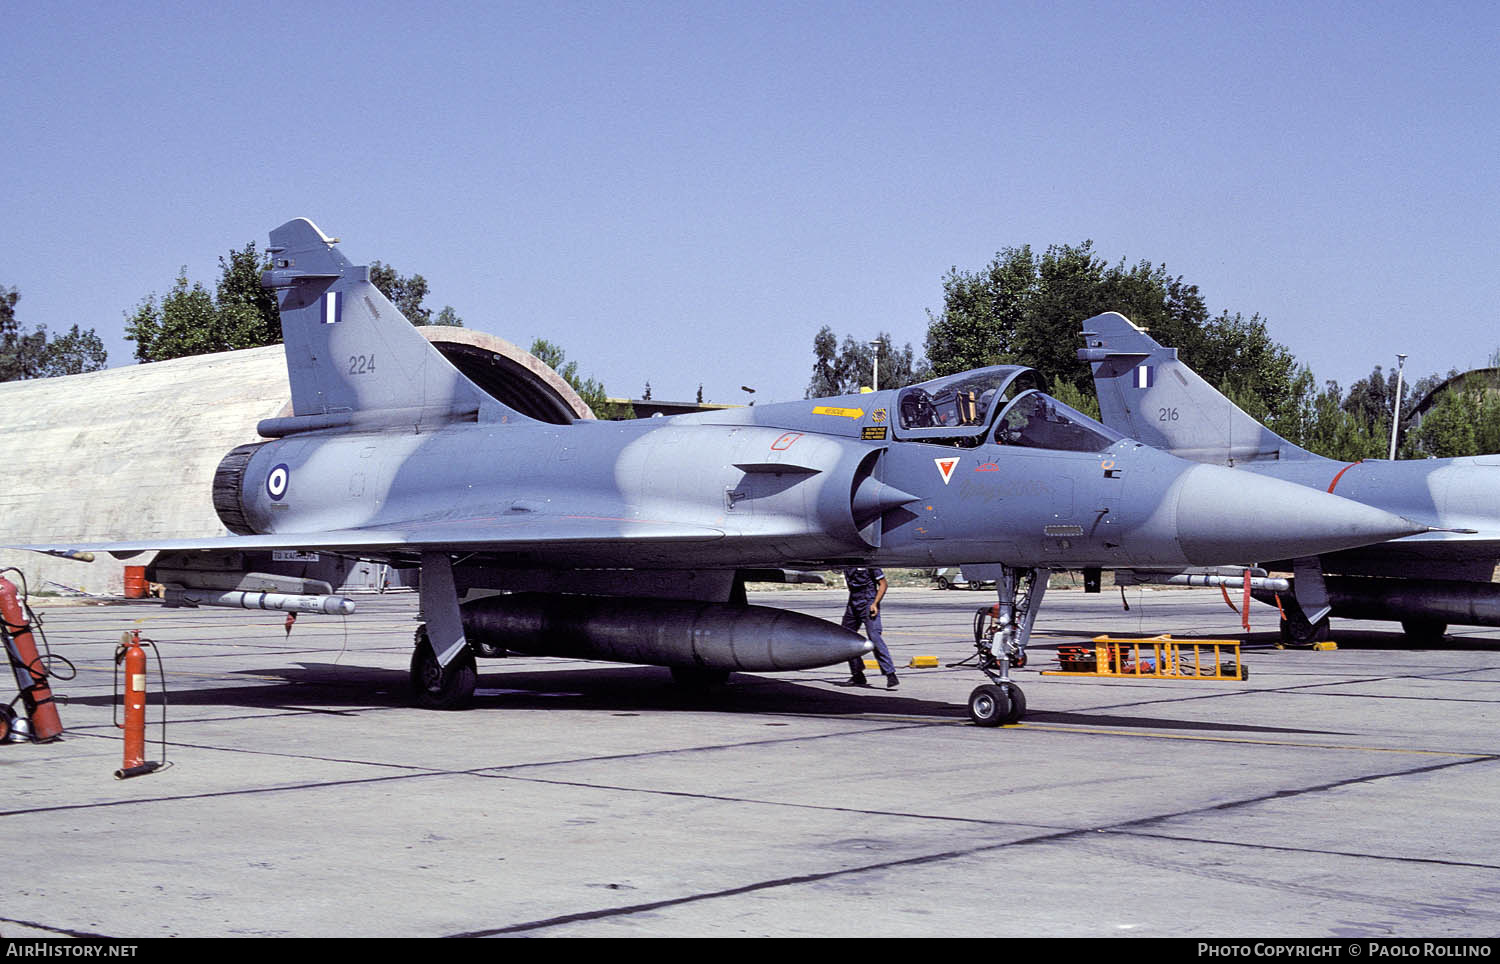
[1327,460,1363,493]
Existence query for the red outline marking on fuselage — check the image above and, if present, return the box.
[1327,460,1363,493]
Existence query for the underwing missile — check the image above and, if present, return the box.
[163,588,356,616]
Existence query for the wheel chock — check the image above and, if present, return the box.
[865,656,939,669]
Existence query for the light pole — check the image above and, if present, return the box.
[1388,353,1407,460]
[869,339,882,392]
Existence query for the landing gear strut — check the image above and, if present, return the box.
[1280,557,1332,647]
[411,625,477,710]
[967,566,1045,726]
[411,551,478,710]
[1277,597,1330,647]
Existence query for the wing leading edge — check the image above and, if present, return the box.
[14,513,727,561]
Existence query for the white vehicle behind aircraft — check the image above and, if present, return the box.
[932,568,994,590]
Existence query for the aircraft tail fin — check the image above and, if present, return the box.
[1077,311,1321,465]
[257,218,531,437]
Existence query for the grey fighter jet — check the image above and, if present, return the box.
[1080,311,1500,645]
[17,223,1429,725]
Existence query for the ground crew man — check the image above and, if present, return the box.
[837,566,898,689]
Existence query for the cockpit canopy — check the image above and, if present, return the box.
[897,366,1042,432]
[992,389,1123,452]
[894,365,1124,453]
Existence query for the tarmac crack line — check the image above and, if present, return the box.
[1058,672,1500,715]
[446,833,1070,937]
[0,916,114,939]
[1108,750,1500,827]
[0,722,945,819]
[449,752,1500,936]
[1107,829,1500,872]
[15,709,1488,821]
[477,770,1071,831]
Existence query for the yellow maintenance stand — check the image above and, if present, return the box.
[1043,635,1249,681]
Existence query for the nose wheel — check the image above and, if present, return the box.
[968,682,1026,727]
[964,566,1045,727]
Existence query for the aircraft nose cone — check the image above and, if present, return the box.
[1172,464,1425,565]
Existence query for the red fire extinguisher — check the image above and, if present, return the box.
[114,630,163,779]
[1,575,63,743]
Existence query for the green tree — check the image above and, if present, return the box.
[805,327,923,398]
[1294,379,1389,461]
[369,261,431,325]
[1198,312,1303,427]
[1311,363,1449,459]
[34,324,108,377]
[1,284,109,381]
[1048,378,1101,421]
[126,271,224,362]
[529,338,634,419]
[922,242,1326,434]
[807,326,840,398]
[1401,380,1500,459]
[127,245,460,362]
[925,241,1215,398]
[126,243,284,362]
[369,263,463,328]
[1404,386,1478,458]
[216,243,281,347]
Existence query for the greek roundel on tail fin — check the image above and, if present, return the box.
[1077,311,1325,466]
[257,218,534,438]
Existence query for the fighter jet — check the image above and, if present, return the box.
[1079,311,1500,645]
[16,223,1430,726]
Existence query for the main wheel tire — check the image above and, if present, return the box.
[410,626,477,710]
[968,683,1011,727]
[1279,614,1330,646]
[1401,618,1448,645]
[1002,682,1027,723]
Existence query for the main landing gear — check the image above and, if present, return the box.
[410,551,479,710]
[1277,595,1330,647]
[411,625,477,711]
[966,566,1045,727]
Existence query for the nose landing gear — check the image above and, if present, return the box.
[966,566,1045,727]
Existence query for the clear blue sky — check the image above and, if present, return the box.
[4,1,1496,406]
